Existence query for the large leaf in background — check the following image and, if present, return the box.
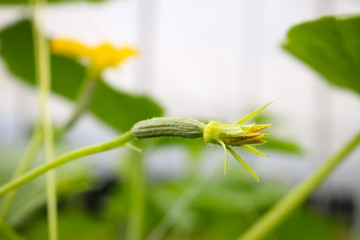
[283,16,360,95]
[0,19,163,133]
[21,208,118,240]
[0,220,24,240]
[0,0,105,4]
[143,172,343,240]
[262,138,302,155]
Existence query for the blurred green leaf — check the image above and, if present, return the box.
[145,171,344,240]
[248,111,304,155]
[283,16,360,95]
[0,220,24,240]
[8,161,345,240]
[0,0,106,4]
[0,19,163,133]
[21,208,118,240]
[153,138,206,159]
[270,209,344,240]
[262,138,303,155]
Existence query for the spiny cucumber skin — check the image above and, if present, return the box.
[131,117,205,139]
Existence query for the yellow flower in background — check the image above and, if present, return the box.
[51,39,138,77]
[51,39,90,58]
[203,102,272,181]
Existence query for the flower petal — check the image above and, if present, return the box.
[248,124,272,133]
[234,101,273,125]
[227,146,259,182]
[243,145,269,157]
[219,140,228,175]
[51,39,90,58]
[222,132,265,146]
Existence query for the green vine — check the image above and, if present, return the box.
[239,130,360,240]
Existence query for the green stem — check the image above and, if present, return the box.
[0,132,134,198]
[0,44,100,221]
[146,171,209,240]
[56,76,99,135]
[239,130,360,240]
[125,150,145,240]
[0,127,42,218]
[30,0,57,239]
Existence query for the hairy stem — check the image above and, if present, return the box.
[0,132,134,197]
[239,130,360,240]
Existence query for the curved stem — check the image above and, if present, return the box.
[0,132,134,198]
[0,44,100,221]
[0,127,42,218]
[239,130,360,240]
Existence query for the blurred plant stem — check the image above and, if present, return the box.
[146,169,209,240]
[0,38,100,222]
[0,127,42,218]
[0,132,134,197]
[124,149,145,240]
[0,0,100,233]
[56,76,99,135]
[239,130,360,240]
[30,0,58,239]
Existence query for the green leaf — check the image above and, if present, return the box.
[0,0,106,4]
[227,146,259,182]
[0,19,163,133]
[262,138,303,155]
[21,208,118,240]
[243,145,269,157]
[283,16,360,95]
[0,220,24,240]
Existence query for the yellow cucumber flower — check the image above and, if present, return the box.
[203,102,272,181]
[51,39,138,77]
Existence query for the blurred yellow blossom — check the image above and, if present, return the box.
[51,39,138,77]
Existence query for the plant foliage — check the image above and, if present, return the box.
[0,20,163,133]
[284,16,360,95]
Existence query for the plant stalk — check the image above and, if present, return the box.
[56,76,99,135]
[125,150,145,240]
[0,55,100,220]
[30,0,58,239]
[239,130,360,240]
[0,127,42,218]
[0,132,134,197]
[146,171,209,240]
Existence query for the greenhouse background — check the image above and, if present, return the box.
[0,0,360,239]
